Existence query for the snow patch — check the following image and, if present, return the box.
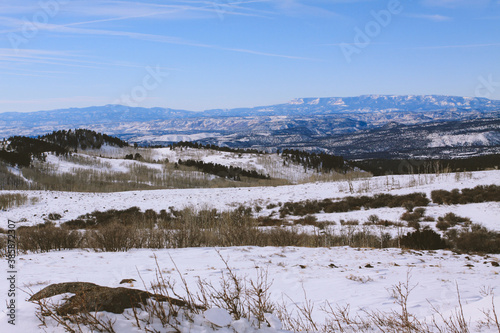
[427,133,492,147]
[204,308,233,327]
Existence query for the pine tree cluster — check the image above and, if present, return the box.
[41,129,128,150]
[280,149,345,173]
[178,159,270,181]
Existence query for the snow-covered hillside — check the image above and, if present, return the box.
[80,146,324,182]
[427,132,498,148]
[2,170,499,230]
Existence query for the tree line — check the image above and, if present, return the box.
[0,129,128,167]
[41,129,129,150]
[168,141,266,155]
[1,136,69,167]
[352,154,500,176]
[178,159,270,181]
[280,149,345,173]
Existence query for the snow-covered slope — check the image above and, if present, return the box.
[41,146,317,183]
[2,170,499,230]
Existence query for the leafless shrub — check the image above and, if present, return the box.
[87,223,135,252]
[340,219,359,226]
[135,252,276,331]
[477,295,500,332]
[346,274,373,284]
[0,193,29,209]
[322,303,371,332]
[0,234,7,257]
[430,284,470,333]
[17,222,82,253]
[275,287,319,332]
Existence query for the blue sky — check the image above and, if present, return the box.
[0,0,499,112]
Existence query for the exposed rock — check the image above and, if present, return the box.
[29,282,192,315]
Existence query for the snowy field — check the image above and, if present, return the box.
[1,169,499,332]
[2,170,499,231]
[0,247,499,332]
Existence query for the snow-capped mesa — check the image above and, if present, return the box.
[1,95,498,138]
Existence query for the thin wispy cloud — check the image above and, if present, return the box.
[404,13,453,22]
[0,0,314,63]
[321,42,390,48]
[0,71,64,78]
[474,15,500,19]
[1,0,498,112]
[0,96,108,106]
[0,61,76,77]
[420,0,491,8]
[273,0,342,17]
[1,18,316,61]
[0,1,274,33]
[48,0,272,21]
[410,43,500,49]
[0,48,177,71]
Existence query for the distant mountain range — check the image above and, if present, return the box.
[1,95,499,159]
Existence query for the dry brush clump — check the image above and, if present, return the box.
[436,213,471,231]
[11,203,500,254]
[279,192,430,217]
[400,227,447,251]
[0,192,29,209]
[16,221,82,253]
[14,206,399,252]
[447,224,500,254]
[431,185,500,205]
